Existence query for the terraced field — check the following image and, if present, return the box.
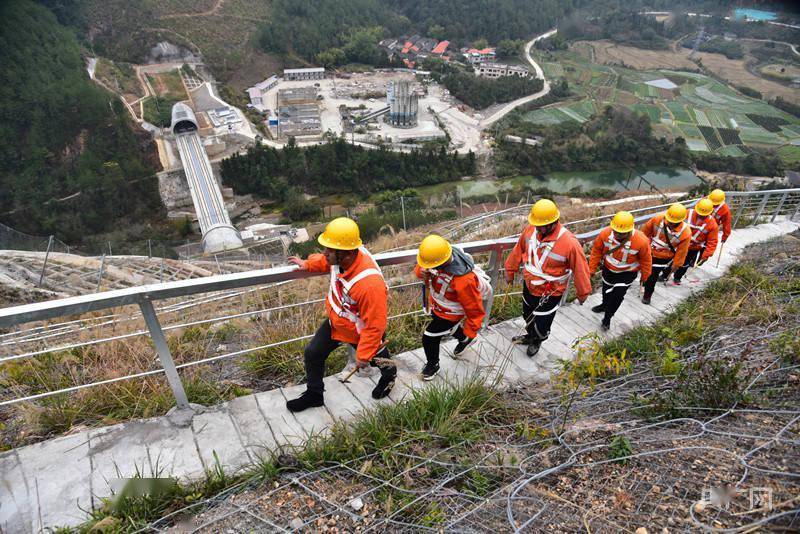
[521,47,800,157]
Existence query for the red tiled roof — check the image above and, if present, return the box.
[432,40,449,54]
[401,41,414,54]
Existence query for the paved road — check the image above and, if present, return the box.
[480,29,558,128]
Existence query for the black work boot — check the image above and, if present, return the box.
[453,336,477,357]
[286,391,324,412]
[526,342,541,357]
[512,334,532,345]
[591,304,605,313]
[421,361,440,381]
[642,292,652,305]
[372,375,395,399]
[601,318,611,331]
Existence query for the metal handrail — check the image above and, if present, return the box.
[1,188,798,410]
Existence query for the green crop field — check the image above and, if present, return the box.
[516,51,800,156]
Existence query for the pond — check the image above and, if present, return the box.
[414,168,701,202]
[733,8,777,21]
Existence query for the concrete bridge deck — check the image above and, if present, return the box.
[1,219,797,533]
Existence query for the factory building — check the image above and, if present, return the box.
[476,62,529,79]
[284,67,325,81]
[386,80,418,128]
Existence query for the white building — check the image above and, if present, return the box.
[284,67,325,81]
[476,62,529,79]
[246,75,279,111]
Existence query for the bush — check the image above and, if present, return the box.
[644,359,747,419]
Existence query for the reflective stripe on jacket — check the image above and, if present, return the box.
[588,227,652,281]
[414,265,486,338]
[504,222,591,299]
[306,248,387,361]
[686,209,719,259]
[641,214,691,269]
[712,203,732,242]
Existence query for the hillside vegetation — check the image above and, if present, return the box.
[0,0,165,247]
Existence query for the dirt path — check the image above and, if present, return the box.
[161,0,226,19]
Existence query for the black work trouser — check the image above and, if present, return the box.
[673,248,703,282]
[600,267,637,323]
[522,284,561,344]
[643,257,673,297]
[304,320,395,395]
[422,313,466,365]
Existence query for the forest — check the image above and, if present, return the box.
[219,137,477,202]
[424,59,544,110]
[0,0,164,246]
[495,106,785,178]
[494,107,693,175]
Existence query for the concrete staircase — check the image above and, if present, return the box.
[0,219,797,533]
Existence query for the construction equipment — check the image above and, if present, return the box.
[715,240,725,268]
[338,341,392,383]
[417,235,452,269]
[528,199,560,226]
[318,217,363,250]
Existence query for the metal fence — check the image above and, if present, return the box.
[1,188,798,412]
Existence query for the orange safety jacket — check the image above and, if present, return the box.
[686,209,719,260]
[588,227,653,282]
[712,202,732,242]
[414,265,486,338]
[505,222,592,300]
[305,248,387,362]
[641,214,691,269]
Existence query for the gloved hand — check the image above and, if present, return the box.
[505,271,515,283]
[355,359,370,369]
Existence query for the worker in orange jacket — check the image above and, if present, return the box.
[505,199,592,357]
[672,198,719,284]
[415,235,487,380]
[286,217,396,412]
[709,189,732,243]
[588,211,652,330]
[640,203,691,304]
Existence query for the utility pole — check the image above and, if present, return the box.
[400,196,407,231]
[108,241,112,256]
[148,239,152,259]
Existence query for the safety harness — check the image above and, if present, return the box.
[601,233,639,293]
[522,227,573,320]
[327,247,385,334]
[686,209,710,246]
[651,219,685,271]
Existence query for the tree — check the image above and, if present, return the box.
[316,47,346,68]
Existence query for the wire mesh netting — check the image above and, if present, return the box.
[141,317,799,533]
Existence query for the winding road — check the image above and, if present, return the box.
[480,28,558,128]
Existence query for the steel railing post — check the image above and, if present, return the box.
[38,235,54,287]
[95,254,106,293]
[139,298,190,409]
[771,191,788,222]
[791,193,800,221]
[732,196,748,230]
[483,247,501,328]
[753,193,771,225]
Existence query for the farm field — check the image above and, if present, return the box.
[524,46,800,156]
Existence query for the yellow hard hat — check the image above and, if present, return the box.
[610,211,634,233]
[317,217,363,250]
[709,189,725,206]
[417,234,452,269]
[528,199,560,226]
[665,203,687,224]
[695,198,714,216]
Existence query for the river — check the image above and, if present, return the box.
[413,168,700,202]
